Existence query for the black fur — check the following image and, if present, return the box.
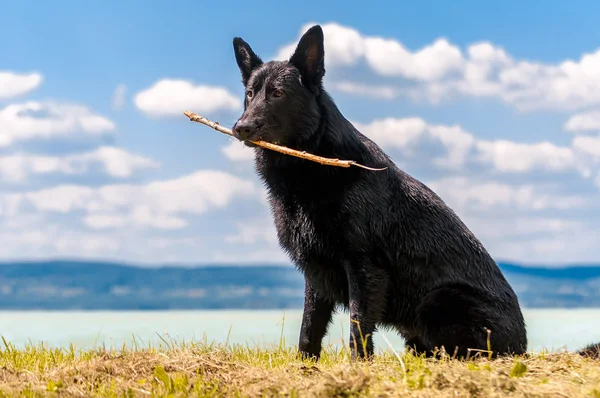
[578,342,600,359]
[230,25,593,361]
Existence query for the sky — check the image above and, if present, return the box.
[1,0,599,267]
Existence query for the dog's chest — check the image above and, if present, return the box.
[270,192,343,264]
[257,155,356,264]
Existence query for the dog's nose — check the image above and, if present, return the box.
[233,119,262,141]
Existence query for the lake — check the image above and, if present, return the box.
[1,308,599,354]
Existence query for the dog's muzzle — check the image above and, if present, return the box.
[233,119,263,141]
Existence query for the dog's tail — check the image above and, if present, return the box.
[577,342,600,359]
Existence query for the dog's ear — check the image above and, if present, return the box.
[233,37,263,86]
[289,25,325,88]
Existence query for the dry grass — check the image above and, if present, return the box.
[0,334,599,397]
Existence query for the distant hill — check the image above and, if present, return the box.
[0,260,599,310]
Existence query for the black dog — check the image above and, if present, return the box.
[229,25,593,360]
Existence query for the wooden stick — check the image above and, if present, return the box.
[183,110,387,171]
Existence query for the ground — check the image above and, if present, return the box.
[0,335,599,397]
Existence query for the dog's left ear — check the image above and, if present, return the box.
[233,37,263,86]
[289,25,325,88]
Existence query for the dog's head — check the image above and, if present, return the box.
[231,25,325,147]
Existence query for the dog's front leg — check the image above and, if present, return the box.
[298,277,335,361]
[344,260,388,360]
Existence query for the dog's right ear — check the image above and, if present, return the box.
[233,37,263,86]
[289,25,325,89]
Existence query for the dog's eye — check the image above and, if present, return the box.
[246,90,253,98]
[273,90,283,98]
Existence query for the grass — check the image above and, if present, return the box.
[0,333,599,398]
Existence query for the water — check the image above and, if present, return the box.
[1,309,599,354]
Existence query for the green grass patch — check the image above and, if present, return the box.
[0,334,598,397]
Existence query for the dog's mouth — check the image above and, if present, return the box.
[239,130,263,147]
[239,130,281,148]
[243,138,280,148]
[243,140,259,148]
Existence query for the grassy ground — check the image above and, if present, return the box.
[0,335,599,397]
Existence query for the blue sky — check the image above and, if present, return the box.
[1,1,599,266]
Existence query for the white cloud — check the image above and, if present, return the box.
[572,135,600,180]
[437,44,600,110]
[0,203,246,264]
[134,79,241,117]
[351,116,600,179]
[0,211,215,263]
[221,141,255,162]
[352,117,477,169]
[564,110,600,133]
[475,140,576,173]
[329,81,398,100]
[111,84,127,110]
[487,228,600,266]
[0,71,43,100]
[432,44,600,111]
[275,22,366,68]
[428,125,476,169]
[573,135,600,157]
[0,146,159,183]
[353,117,427,150]
[427,177,590,212]
[276,22,600,111]
[464,216,585,241]
[6,170,257,230]
[83,210,187,230]
[0,101,115,147]
[276,23,464,81]
[456,214,599,265]
[225,218,278,245]
[0,226,121,259]
[68,146,160,178]
[363,37,464,81]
